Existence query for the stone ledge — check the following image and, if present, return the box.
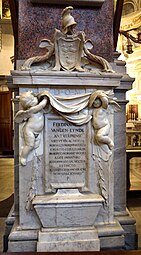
[30,0,105,7]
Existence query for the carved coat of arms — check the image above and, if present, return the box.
[21,6,113,73]
[54,30,84,71]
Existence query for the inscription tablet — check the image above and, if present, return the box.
[44,117,88,191]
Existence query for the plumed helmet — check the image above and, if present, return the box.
[61,6,77,34]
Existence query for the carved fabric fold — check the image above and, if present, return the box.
[38,91,92,125]
[38,91,91,113]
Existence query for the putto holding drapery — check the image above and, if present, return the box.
[15,89,120,165]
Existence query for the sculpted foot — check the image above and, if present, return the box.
[20,157,27,166]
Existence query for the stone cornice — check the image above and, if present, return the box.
[30,0,104,7]
[9,70,122,89]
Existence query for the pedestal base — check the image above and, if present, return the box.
[7,216,126,251]
[8,219,38,252]
[37,226,100,251]
[115,209,137,250]
[33,189,104,228]
[3,205,16,252]
[97,220,125,249]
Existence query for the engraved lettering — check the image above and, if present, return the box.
[47,119,87,187]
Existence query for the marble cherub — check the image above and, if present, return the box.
[15,91,48,166]
[90,93,113,150]
[89,91,120,159]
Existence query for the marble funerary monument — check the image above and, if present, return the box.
[7,5,136,252]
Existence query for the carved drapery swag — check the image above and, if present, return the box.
[38,91,92,125]
[21,6,114,73]
[15,90,120,166]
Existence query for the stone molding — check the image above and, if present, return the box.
[30,0,105,7]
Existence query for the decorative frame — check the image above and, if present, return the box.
[30,0,105,7]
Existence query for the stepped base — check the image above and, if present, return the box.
[37,226,100,252]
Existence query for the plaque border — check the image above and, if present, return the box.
[44,113,90,193]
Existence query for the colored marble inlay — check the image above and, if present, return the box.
[18,0,113,62]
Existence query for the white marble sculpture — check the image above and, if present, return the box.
[15,89,120,168]
[8,3,136,252]
[21,6,113,73]
[89,90,120,161]
[14,91,48,166]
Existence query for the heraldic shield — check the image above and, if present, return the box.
[58,37,81,71]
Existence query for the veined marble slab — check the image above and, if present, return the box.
[10,70,122,87]
[33,188,104,228]
[37,226,100,251]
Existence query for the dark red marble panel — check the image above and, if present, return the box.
[18,0,113,61]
